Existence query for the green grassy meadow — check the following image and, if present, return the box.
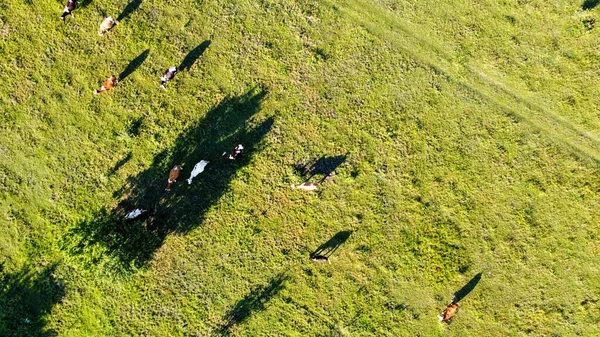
[2,0,600,335]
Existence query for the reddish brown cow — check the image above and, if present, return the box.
[94,75,117,95]
[166,165,183,191]
[438,302,459,322]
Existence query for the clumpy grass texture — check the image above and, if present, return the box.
[1,0,600,335]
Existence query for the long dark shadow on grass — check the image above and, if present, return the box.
[219,274,289,334]
[583,0,600,10]
[453,272,482,303]
[311,230,352,258]
[65,87,273,272]
[179,40,211,72]
[117,0,143,21]
[0,263,65,337]
[107,152,132,176]
[118,49,149,82]
[295,154,348,183]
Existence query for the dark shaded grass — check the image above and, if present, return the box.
[583,0,600,10]
[65,88,273,271]
[0,263,65,337]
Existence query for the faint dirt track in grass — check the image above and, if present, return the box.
[338,0,600,164]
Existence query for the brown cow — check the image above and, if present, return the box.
[98,16,118,36]
[438,302,458,322]
[166,165,183,191]
[94,75,117,95]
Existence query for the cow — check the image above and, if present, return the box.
[60,0,77,21]
[94,75,117,95]
[438,302,458,322]
[98,16,118,36]
[125,209,146,220]
[290,182,318,191]
[160,66,177,89]
[223,144,243,160]
[187,160,209,184]
[309,255,330,263]
[166,165,183,191]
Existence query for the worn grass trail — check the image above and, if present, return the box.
[1,0,600,336]
[343,0,600,163]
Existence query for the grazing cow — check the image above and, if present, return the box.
[94,75,117,95]
[290,182,318,191]
[60,0,77,21]
[310,255,330,263]
[98,16,118,36]
[438,302,459,322]
[166,165,183,191]
[223,144,243,160]
[160,66,177,89]
[125,209,146,220]
[187,160,209,184]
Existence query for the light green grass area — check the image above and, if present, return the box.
[2,0,600,335]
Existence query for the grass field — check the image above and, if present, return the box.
[2,0,600,335]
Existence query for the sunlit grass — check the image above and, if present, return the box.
[1,0,600,335]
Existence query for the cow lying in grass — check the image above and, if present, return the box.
[60,0,77,21]
[187,160,209,184]
[291,182,318,191]
[98,16,118,36]
[223,144,243,160]
[160,66,177,90]
[94,75,117,95]
[309,255,330,263]
[125,209,145,220]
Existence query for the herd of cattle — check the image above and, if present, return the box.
[57,0,462,323]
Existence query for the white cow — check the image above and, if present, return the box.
[187,160,209,184]
[125,209,146,219]
[291,182,319,191]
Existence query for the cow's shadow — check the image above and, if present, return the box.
[66,87,273,272]
[0,263,65,337]
[219,274,289,334]
[294,154,347,183]
[118,49,149,82]
[583,0,600,10]
[179,40,211,72]
[453,272,482,303]
[311,230,353,258]
[117,0,143,21]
